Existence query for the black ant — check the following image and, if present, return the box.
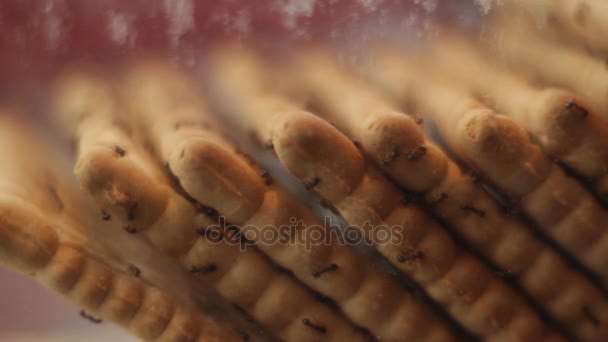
[565,101,589,118]
[305,177,321,190]
[80,310,103,324]
[261,170,273,186]
[101,210,111,221]
[397,251,425,263]
[312,263,338,278]
[128,264,141,277]
[124,226,137,234]
[126,200,137,220]
[428,192,447,208]
[381,149,399,166]
[407,145,427,161]
[190,263,217,274]
[461,204,486,217]
[302,318,327,334]
[114,145,126,157]
[196,204,219,218]
[263,140,274,150]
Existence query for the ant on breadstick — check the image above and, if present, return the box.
[363,45,608,341]
[118,58,458,342]
[428,34,608,206]
[204,45,566,342]
[482,16,608,125]
[0,115,249,342]
[49,69,369,342]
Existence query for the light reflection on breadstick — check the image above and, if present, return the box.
[204,45,569,341]
[364,46,608,341]
[50,69,365,342]
[120,59,458,342]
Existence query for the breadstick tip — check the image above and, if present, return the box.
[168,137,265,223]
[462,110,530,162]
[272,110,365,201]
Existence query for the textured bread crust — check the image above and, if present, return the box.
[430,35,608,204]
[203,46,568,341]
[269,108,560,342]
[0,116,240,342]
[50,69,369,342]
[0,203,239,342]
[482,15,608,122]
[120,60,457,342]
[289,49,448,193]
[364,48,608,341]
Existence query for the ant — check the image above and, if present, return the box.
[80,310,103,324]
[302,318,327,334]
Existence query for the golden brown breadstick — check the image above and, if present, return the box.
[286,48,447,193]
[120,59,460,341]
[362,46,608,340]
[293,46,608,341]
[429,34,608,204]
[0,115,250,342]
[504,0,608,54]
[203,45,569,341]
[482,15,608,120]
[50,69,370,342]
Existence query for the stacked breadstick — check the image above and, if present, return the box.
[359,42,608,341]
[425,34,608,205]
[50,67,375,342]
[285,46,608,341]
[118,59,461,341]
[204,45,567,341]
[0,114,249,342]
[2,6,608,340]
[481,10,608,123]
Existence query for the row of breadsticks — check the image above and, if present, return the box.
[202,35,608,341]
[51,37,608,341]
[2,23,607,340]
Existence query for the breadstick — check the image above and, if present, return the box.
[295,45,608,339]
[204,45,570,341]
[504,0,608,54]
[482,16,608,120]
[287,48,448,193]
[362,46,608,340]
[50,69,370,342]
[0,115,253,342]
[429,34,608,203]
[120,59,460,342]
[0,199,242,342]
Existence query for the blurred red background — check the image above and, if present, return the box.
[0,0,478,104]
